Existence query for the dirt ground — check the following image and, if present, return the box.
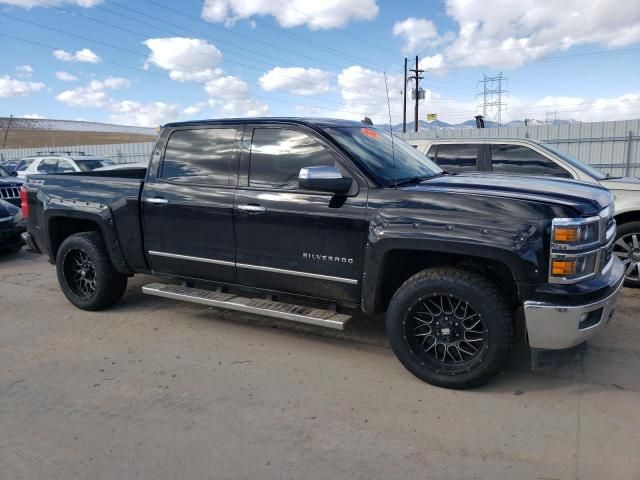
[1,129,156,149]
[1,249,639,480]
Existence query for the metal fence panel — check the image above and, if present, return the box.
[400,120,640,177]
[0,141,155,165]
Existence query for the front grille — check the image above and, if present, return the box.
[0,186,20,200]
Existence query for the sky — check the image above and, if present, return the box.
[0,0,639,127]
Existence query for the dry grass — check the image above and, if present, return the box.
[2,129,156,149]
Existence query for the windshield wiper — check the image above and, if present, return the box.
[394,172,445,187]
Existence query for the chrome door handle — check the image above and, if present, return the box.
[145,197,168,205]
[237,204,266,213]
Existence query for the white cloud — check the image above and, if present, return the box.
[144,37,222,82]
[55,76,131,107]
[441,0,640,68]
[56,71,79,82]
[183,103,205,116]
[108,100,181,127]
[21,113,45,119]
[0,0,102,7]
[393,17,441,54]
[419,54,446,72]
[504,93,640,123]
[207,98,269,117]
[201,0,379,30]
[334,66,404,124]
[53,48,101,63]
[0,75,45,97]
[259,67,332,96]
[15,65,33,78]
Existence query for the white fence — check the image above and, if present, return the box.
[0,141,155,165]
[400,119,640,177]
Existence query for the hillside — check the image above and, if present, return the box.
[0,117,156,149]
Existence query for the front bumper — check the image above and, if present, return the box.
[523,257,624,349]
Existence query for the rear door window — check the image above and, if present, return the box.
[161,128,237,186]
[490,144,571,177]
[431,144,480,173]
[249,128,338,190]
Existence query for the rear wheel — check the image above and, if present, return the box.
[56,232,127,310]
[613,221,640,288]
[386,267,514,389]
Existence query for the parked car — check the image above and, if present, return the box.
[22,118,623,389]
[0,164,23,207]
[412,138,640,287]
[93,162,147,172]
[0,198,24,253]
[15,154,115,177]
[1,159,21,173]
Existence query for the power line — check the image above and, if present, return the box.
[0,33,409,121]
[3,7,396,103]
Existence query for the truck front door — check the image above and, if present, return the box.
[142,126,241,283]
[234,125,368,304]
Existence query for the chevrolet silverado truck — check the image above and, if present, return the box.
[21,118,625,389]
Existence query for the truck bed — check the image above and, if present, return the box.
[25,172,147,272]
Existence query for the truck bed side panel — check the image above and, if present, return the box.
[26,174,147,273]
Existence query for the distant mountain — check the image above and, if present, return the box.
[380,117,581,133]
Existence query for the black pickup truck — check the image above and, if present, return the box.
[21,118,624,388]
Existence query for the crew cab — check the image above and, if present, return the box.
[412,138,640,287]
[21,118,624,389]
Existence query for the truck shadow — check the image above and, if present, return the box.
[112,275,640,395]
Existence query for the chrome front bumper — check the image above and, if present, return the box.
[523,259,624,350]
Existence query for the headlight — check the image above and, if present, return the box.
[548,212,609,284]
[552,221,599,247]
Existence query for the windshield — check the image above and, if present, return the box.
[75,159,115,171]
[325,127,443,186]
[539,143,607,180]
[0,165,9,177]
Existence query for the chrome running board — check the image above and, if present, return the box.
[142,282,351,330]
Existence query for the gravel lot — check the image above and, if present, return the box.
[1,249,639,480]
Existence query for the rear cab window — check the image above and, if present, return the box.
[160,128,238,186]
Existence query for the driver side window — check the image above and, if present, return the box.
[249,128,338,189]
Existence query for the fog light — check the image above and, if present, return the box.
[579,308,603,330]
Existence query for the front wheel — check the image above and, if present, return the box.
[613,221,640,288]
[56,232,127,311]
[386,267,514,389]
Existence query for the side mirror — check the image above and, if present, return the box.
[10,171,18,177]
[299,166,352,194]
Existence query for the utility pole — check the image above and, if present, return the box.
[545,110,557,125]
[476,73,508,126]
[409,55,424,133]
[402,57,407,133]
[2,114,13,149]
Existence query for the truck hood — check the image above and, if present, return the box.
[599,176,640,192]
[408,174,613,217]
[0,177,22,188]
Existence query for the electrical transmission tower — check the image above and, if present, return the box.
[477,73,508,125]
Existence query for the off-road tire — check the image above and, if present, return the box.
[386,267,514,389]
[56,232,127,311]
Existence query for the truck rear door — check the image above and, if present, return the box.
[141,126,242,283]
[233,125,368,304]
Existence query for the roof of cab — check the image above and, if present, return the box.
[162,117,366,129]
